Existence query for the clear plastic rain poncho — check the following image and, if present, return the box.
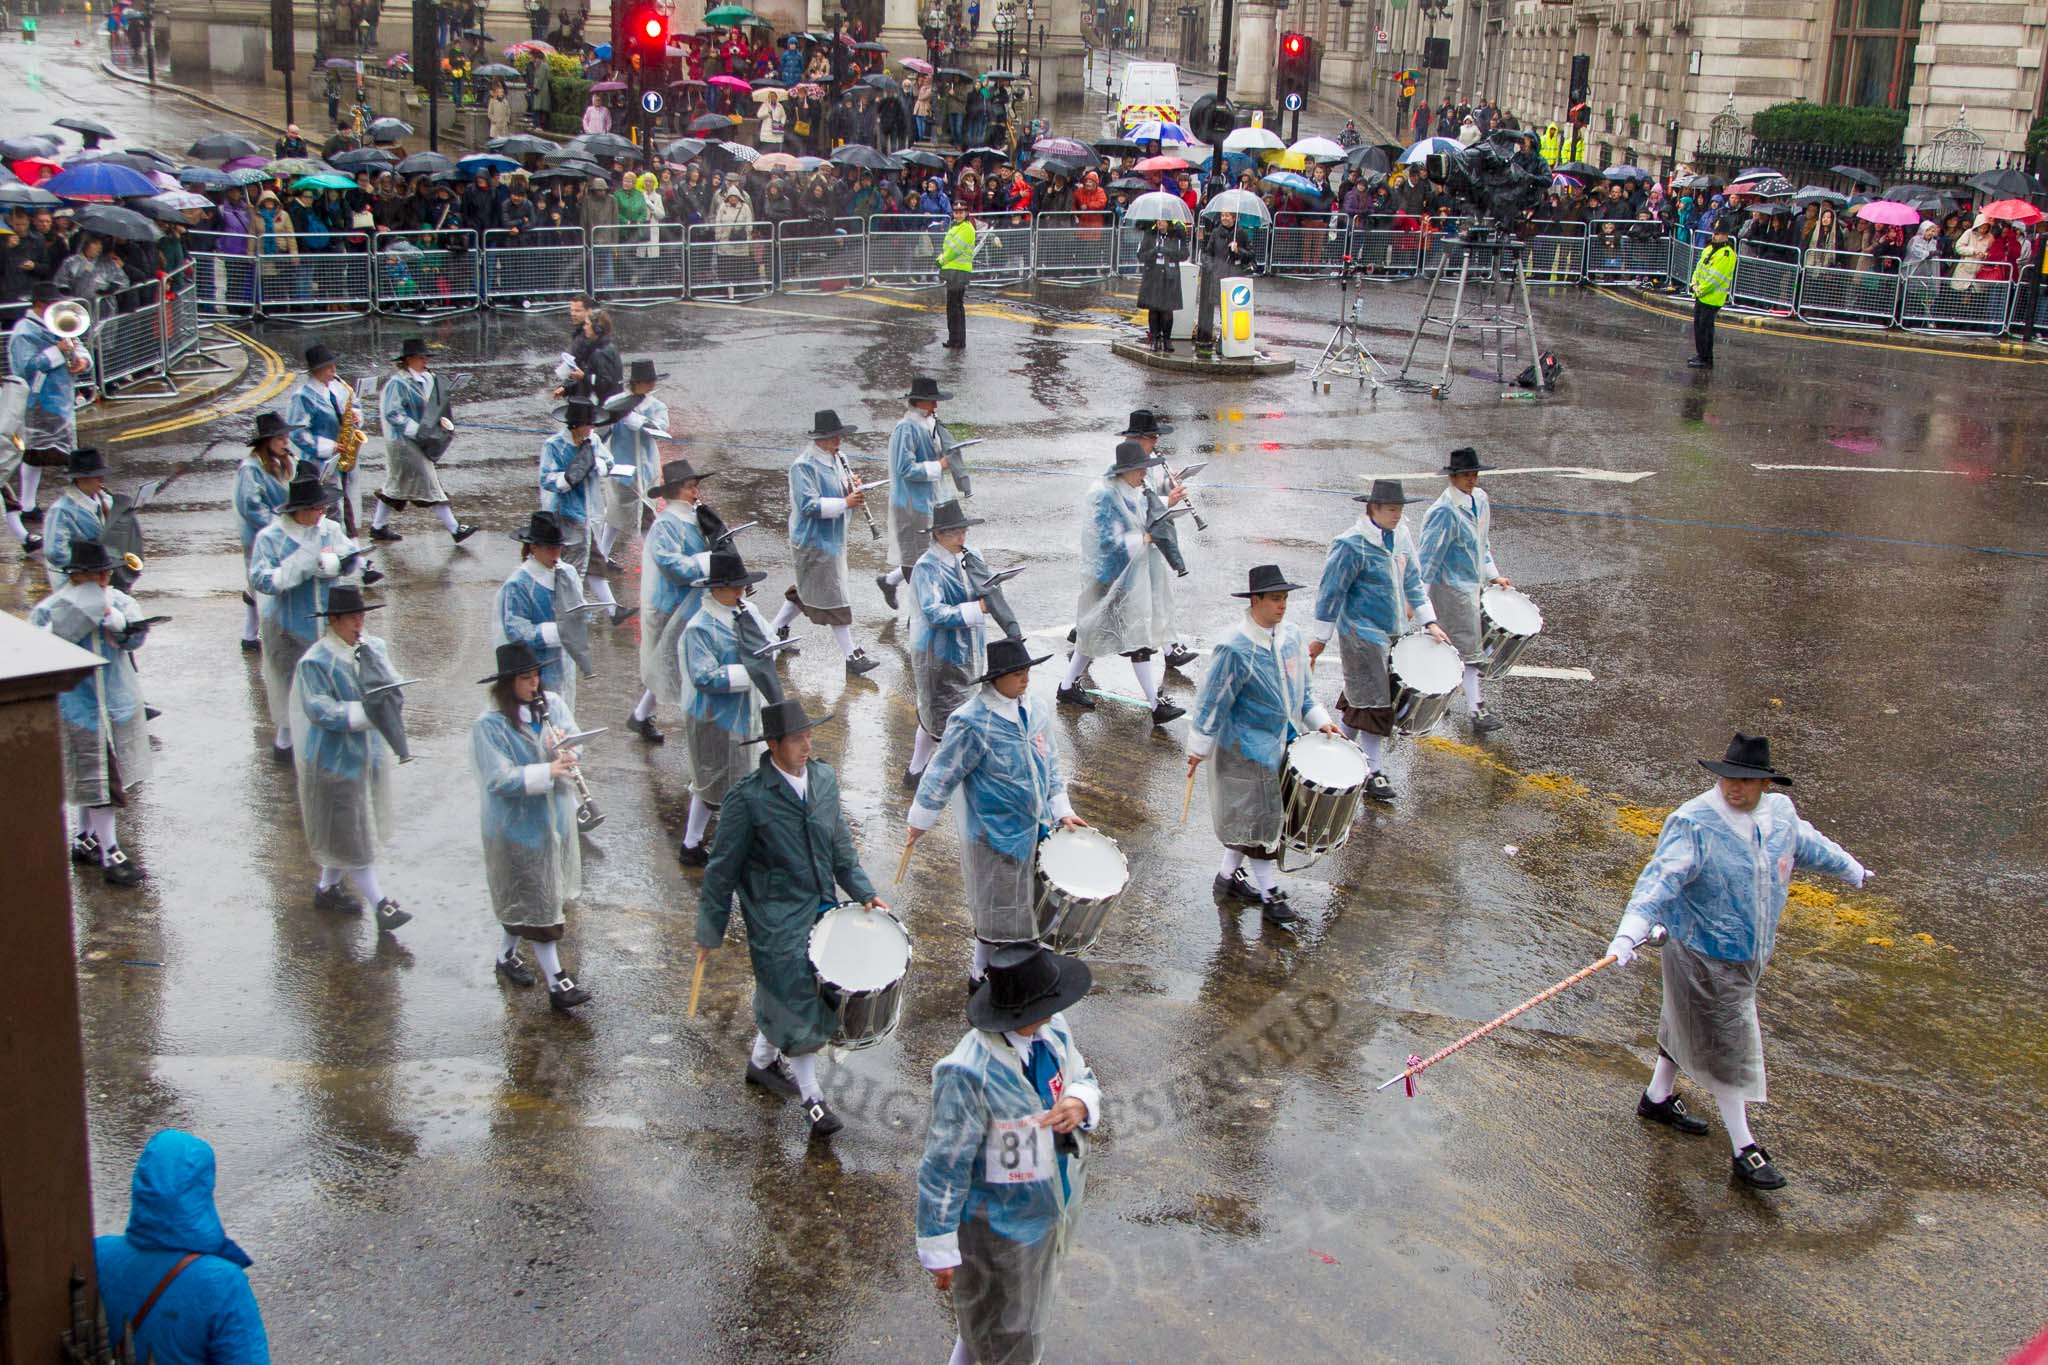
[909,544,987,736]
[1622,789,1864,1102]
[786,445,852,614]
[42,486,111,589]
[1417,486,1497,663]
[637,502,713,707]
[9,311,83,456]
[248,512,360,727]
[233,456,289,559]
[1187,618,1331,851]
[29,581,153,807]
[376,369,452,505]
[909,689,1072,944]
[604,395,667,534]
[537,430,602,569]
[493,558,585,715]
[469,692,584,931]
[916,1016,1100,1365]
[1309,519,1433,709]
[286,632,397,868]
[887,410,946,571]
[677,598,767,803]
[1073,476,1171,659]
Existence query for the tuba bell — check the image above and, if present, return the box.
[46,299,92,340]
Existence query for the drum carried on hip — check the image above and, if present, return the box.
[808,903,913,1050]
[1033,826,1129,956]
[1478,585,1543,680]
[1281,731,1368,866]
[1389,632,1463,735]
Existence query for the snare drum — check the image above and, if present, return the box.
[1280,732,1369,857]
[808,904,913,1050]
[1032,827,1129,956]
[1388,632,1464,735]
[1478,586,1543,680]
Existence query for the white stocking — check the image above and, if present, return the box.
[592,521,617,557]
[317,866,344,890]
[750,1031,779,1068]
[86,806,117,861]
[1357,732,1383,772]
[1712,1086,1755,1154]
[370,498,393,530]
[533,941,565,981]
[1060,650,1091,690]
[785,1052,822,1104]
[1218,848,1245,878]
[432,502,460,534]
[631,689,657,722]
[1462,664,1483,712]
[909,726,939,774]
[19,465,40,508]
[947,1336,974,1365]
[831,625,857,658]
[500,930,522,960]
[1132,657,1161,705]
[241,597,260,642]
[1647,1055,1679,1105]
[275,723,292,751]
[348,865,384,905]
[884,566,906,586]
[1246,857,1278,896]
[769,598,801,633]
[683,795,714,849]
[586,576,618,607]
[4,508,25,542]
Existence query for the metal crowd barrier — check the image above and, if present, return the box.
[968,213,1034,286]
[1349,214,1424,278]
[253,235,374,325]
[1794,249,1900,329]
[1728,243,1801,316]
[1266,215,1348,278]
[686,221,776,300]
[1900,263,2013,335]
[591,223,689,304]
[867,214,945,288]
[1526,220,1589,285]
[1113,217,1147,278]
[1034,211,1115,283]
[777,217,867,293]
[484,227,588,310]
[191,248,260,318]
[1583,220,1667,284]
[91,280,171,396]
[374,228,480,316]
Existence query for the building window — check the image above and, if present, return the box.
[1825,0,1922,109]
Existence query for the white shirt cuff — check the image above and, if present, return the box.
[1049,790,1075,822]
[317,436,337,457]
[1066,1078,1102,1132]
[1305,703,1333,731]
[521,762,554,796]
[816,497,847,518]
[622,411,648,432]
[540,622,561,647]
[957,601,984,626]
[41,344,63,367]
[1412,603,1438,627]
[402,419,420,438]
[1309,619,1335,644]
[1122,532,1146,554]
[920,460,943,481]
[907,802,943,832]
[686,550,712,575]
[916,1234,961,1272]
[1483,555,1500,579]
[346,701,368,731]
[1186,730,1217,759]
[723,664,751,691]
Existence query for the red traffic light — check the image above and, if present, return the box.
[642,15,664,39]
[1283,33,1304,54]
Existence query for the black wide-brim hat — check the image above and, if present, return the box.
[693,547,767,588]
[66,446,111,479]
[1230,564,1308,598]
[278,476,340,512]
[594,392,643,427]
[477,640,546,683]
[977,636,1051,684]
[1353,477,1421,505]
[63,539,116,574]
[655,458,713,491]
[1104,439,1165,476]
[512,510,568,546]
[809,408,858,439]
[967,943,1093,1033]
[628,358,667,385]
[927,498,984,535]
[904,376,952,402]
[1120,409,1173,437]
[1699,732,1793,786]
[392,336,430,364]
[312,585,385,617]
[304,343,337,371]
[1442,446,1494,474]
[745,697,831,744]
[559,401,598,429]
[248,411,289,445]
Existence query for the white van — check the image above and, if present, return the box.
[1118,61,1184,132]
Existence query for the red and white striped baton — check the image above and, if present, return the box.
[1375,925,1668,1096]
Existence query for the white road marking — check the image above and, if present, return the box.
[1504,665,1595,682]
[1752,462,2047,485]
[1351,466,1656,484]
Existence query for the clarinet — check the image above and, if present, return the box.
[530,690,604,832]
[833,447,881,542]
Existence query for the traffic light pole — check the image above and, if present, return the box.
[1213,0,1233,101]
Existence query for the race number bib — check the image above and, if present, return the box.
[984,1116,1055,1185]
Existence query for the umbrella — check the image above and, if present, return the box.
[1032,136,1094,160]
[291,173,359,191]
[1968,168,2034,200]
[1199,187,1271,224]
[0,135,61,160]
[1401,136,1463,165]
[0,183,61,207]
[330,147,394,170]
[188,132,264,160]
[1133,155,1183,173]
[455,154,520,176]
[751,87,787,102]
[1127,119,1190,144]
[227,168,273,187]
[474,62,520,78]
[11,157,64,186]
[660,138,708,163]
[177,166,233,190]
[1096,137,1143,156]
[791,82,826,98]
[55,116,116,139]
[533,166,601,184]
[936,67,971,79]
[714,141,761,165]
[703,4,761,23]
[222,154,269,171]
[1021,162,1052,181]
[795,156,828,172]
[1846,194,1874,210]
[855,41,889,52]
[830,144,896,171]
[42,162,158,200]
[1261,170,1323,196]
[580,133,644,160]
[1980,197,2044,224]
[1127,190,1193,223]
[670,77,709,90]
[754,152,803,173]
[397,152,454,175]
[462,27,494,38]
[1731,166,1783,182]
[590,80,629,93]
[1603,164,1651,182]
[366,117,415,142]
[708,75,752,92]
[1881,183,1934,202]
[322,57,356,70]
[960,146,1008,161]
[863,74,902,94]
[1829,164,1881,189]
[133,191,211,220]
[898,148,949,170]
[488,135,561,158]
[1551,172,1583,190]
[1289,136,1346,161]
[74,204,160,241]
[1855,199,1921,227]
[553,158,609,179]
[387,54,413,71]
[506,40,554,55]
[1554,160,1603,179]
[1734,176,1793,199]
[1792,185,1847,208]
[688,113,741,133]
[901,57,934,75]
[73,152,166,176]
[1346,144,1392,174]
[1107,175,1149,193]
[1747,200,1793,217]
[984,69,1019,81]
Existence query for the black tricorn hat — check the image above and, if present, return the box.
[655,458,712,491]
[62,538,116,575]
[477,640,546,683]
[1699,732,1792,786]
[1442,446,1494,474]
[313,584,385,617]
[927,498,984,535]
[278,474,339,512]
[904,375,952,403]
[1104,439,1165,476]
[747,697,831,744]
[304,342,337,371]
[628,357,665,385]
[809,408,858,439]
[1120,408,1173,437]
[967,942,1093,1032]
[392,336,430,364]
[1230,563,1307,598]
[66,446,111,479]
[1353,477,1421,505]
[249,411,289,445]
[693,547,767,588]
[511,509,568,546]
[976,636,1051,684]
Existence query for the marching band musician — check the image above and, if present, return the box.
[536,400,627,622]
[7,283,93,532]
[1418,447,1510,735]
[29,539,152,887]
[593,358,668,569]
[1606,734,1869,1192]
[286,344,374,560]
[917,943,1100,1365]
[764,409,882,677]
[494,510,588,719]
[675,548,778,868]
[1186,565,1341,927]
[248,471,363,764]
[288,584,412,935]
[629,458,721,745]
[234,414,295,653]
[470,640,592,1014]
[696,697,889,1140]
[1124,409,1199,674]
[40,446,114,590]
[1054,441,1187,727]
[367,337,479,547]
[908,637,1086,981]
[1306,479,1451,803]
[877,375,955,612]
[905,498,989,789]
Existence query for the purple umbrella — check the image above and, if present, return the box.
[590,80,629,92]
[222,155,269,172]
[1031,136,1094,161]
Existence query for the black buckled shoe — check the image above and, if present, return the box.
[1165,644,1198,671]
[1260,890,1300,927]
[240,636,262,653]
[1637,1091,1710,1136]
[368,525,403,543]
[845,649,881,677]
[271,743,295,765]
[876,573,900,610]
[805,1098,843,1138]
[1470,704,1506,734]
[627,714,665,744]
[313,883,363,915]
[676,840,709,868]
[610,604,640,627]
[70,831,101,866]
[746,1059,801,1099]
[495,952,536,988]
[24,533,43,555]
[1732,1143,1786,1190]
[548,974,592,1011]
[902,767,923,791]
[362,568,386,587]
[374,898,413,933]
[102,848,147,887]
[21,506,43,525]
[451,523,480,544]
[1150,699,1186,726]
[1212,869,1260,904]
[1055,684,1095,710]
[775,625,801,654]
[1364,772,1398,802]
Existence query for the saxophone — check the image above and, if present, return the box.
[335,380,365,474]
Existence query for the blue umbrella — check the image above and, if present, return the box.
[1261,170,1324,196]
[42,161,158,201]
[177,167,234,190]
[1126,119,1192,145]
[1602,164,1651,182]
[1399,137,1463,165]
[455,153,520,176]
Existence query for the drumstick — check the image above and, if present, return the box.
[1180,764,1196,823]
[894,838,916,885]
[686,953,707,1019]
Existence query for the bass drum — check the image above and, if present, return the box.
[1478,585,1543,680]
[1388,632,1463,735]
[808,904,913,1050]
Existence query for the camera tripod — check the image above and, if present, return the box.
[1392,225,1551,400]
[1308,259,1392,394]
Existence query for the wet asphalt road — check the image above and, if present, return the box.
[7,38,2048,1365]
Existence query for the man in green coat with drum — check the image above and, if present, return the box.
[696,698,890,1139]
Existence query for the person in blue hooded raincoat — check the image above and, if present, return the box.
[233,414,295,653]
[470,640,591,1012]
[535,399,624,617]
[30,538,154,886]
[1054,440,1184,727]
[878,374,962,608]
[1418,446,1513,735]
[918,943,1100,1365]
[905,497,990,787]
[909,638,1085,977]
[1607,733,1867,1192]
[764,408,882,676]
[248,472,361,762]
[1187,565,1340,926]
[39,445,115,590]
[675,547,776,866]
[631,458,723,744]
[1306,478,1449,803]
[287,584,410,935]
[7,284,94,521]
[492,509,590,717]
[95,1129,270,1365]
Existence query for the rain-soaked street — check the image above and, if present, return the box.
[8,186,2047,1356]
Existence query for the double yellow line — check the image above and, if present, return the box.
[110,326,293,443]
[1594,286,2048,367]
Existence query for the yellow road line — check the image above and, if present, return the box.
[841,290,1110,330]
[1592,286,2048,367]
[111,326,291,442]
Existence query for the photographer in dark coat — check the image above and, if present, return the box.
[1135,219,1190,354]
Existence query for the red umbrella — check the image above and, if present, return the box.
[709,74,752,92]
[12,156,62,185]
[1134,155,1181,173]
[1854,199,1921,227]
[1979,197,2044,224]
